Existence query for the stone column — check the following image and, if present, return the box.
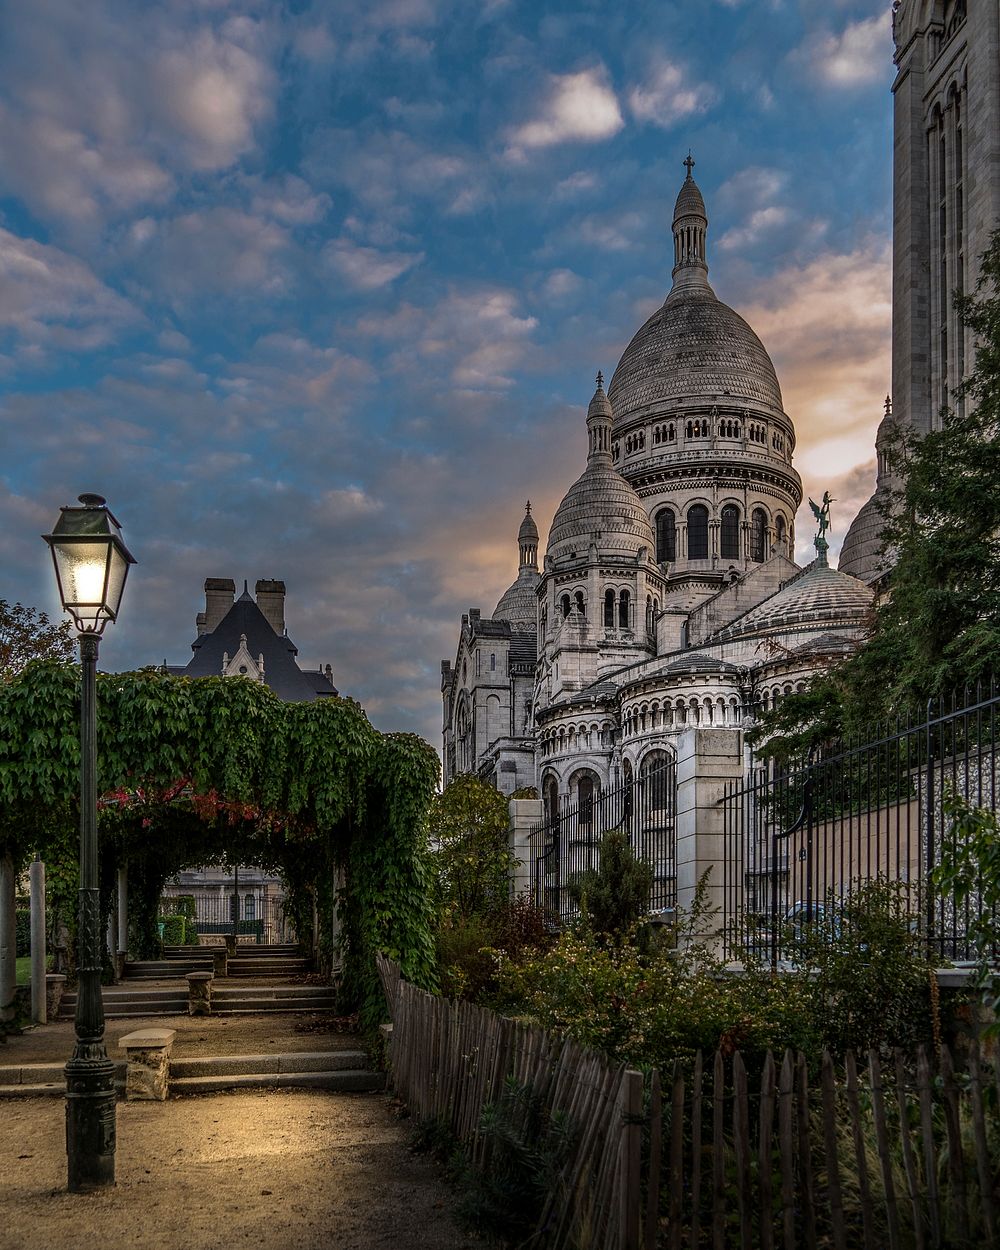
[509,798,544,900]
[674,727,744,955]
[186,971,213,1016]
[0,854,16,1025]
[29,858,46,1025]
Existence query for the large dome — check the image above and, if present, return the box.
[609,287,784,421]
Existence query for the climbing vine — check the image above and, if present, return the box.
[0,661,440,1024]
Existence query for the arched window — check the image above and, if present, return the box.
[646,595,653,632]
[560,594,571,618]
[604,589,615,628]
[490,653,496,671]
[720,504,740,560]
[577,774,595,834]
[618,589,630,629]
[574,590,586,616]
[655,509,676,563]
[775,514,786,555]
[543,775,559,827]
[751,508,767,562]
[687,504,709,559]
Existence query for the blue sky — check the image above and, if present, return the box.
[1,0,894,749]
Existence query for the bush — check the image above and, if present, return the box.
[160,914,186,946]
[15,908,30,957]
[436,897,554,1004]
[568,827,653,946]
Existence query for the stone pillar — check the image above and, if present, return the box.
[210,946,227,978]
[0,855,16,1025]
[186,971,213,1016]
[509,798,544,900]
[330,864,344,973]
[116,865,128,957]
[675,727,744,955]
[29,859,46,1025]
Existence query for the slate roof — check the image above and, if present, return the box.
[182,590,337,702]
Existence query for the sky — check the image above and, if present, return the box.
[1,0,895,751]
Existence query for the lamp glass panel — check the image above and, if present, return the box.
[52,540,112,628]
[103,543,130,620]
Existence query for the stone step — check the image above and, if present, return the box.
[225,962,308,975]
[169,1069,384,1094]
[0,1061,126,1097]
[211,984,331,998]
[212,999,335,1014]
[170,1050,366,1078]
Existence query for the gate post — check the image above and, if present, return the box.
[675,728,744,954]
[508,798,543,899]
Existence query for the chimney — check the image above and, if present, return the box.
[200,578,236,634]
[255,579,286,635]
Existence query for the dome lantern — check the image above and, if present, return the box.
[671,152,710,293]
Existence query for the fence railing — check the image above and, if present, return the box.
[723,686,1000,964]
[529,758,677,924]
[158,889,293,945]
[377,956,1000,1250]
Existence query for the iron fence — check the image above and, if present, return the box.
[158,884,293,945]
[723,683,1000,964]
[529,758,677,924]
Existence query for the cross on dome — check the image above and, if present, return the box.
[683,151,695,178]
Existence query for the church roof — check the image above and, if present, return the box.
[546,461,655,559]
[184,594,337,701]
[494,566,540,625]
[710,559,874,642]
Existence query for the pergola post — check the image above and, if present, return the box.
[0,854,16,1024]
[29,858,46,1024]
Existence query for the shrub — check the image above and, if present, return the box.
[15,908,30,957]
[160,914,186,946]
[567,827,653,946]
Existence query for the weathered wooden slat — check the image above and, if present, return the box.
[939,1045,970,1244]
[795,1053,818,1250]
[690,1052,704,1250]
[757,1050,776,1250]
[778,1050,796,1250]
[712,1050,725,1250]
[968,1042,996,1244]
[732,1052,753,1250]
[644,1068,663,1250]
[868,1049,901,1250]
[669,1061,684,1250]
[846,1050,877,1250]
[621,1069,644,1250]
[916,1047,941,1249]
[820,1051,847,1250]
[892,1049,926,1250]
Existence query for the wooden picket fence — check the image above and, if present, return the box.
[375,956,1000,1249]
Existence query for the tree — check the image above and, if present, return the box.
[0,599,74,681]
[426,774,514,923]
[568,827,654,946]
[751,230,1000,756]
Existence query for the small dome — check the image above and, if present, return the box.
[494,567,540,625]
[518,509,539,544]
[547,463,655,560]
[673,173,706,221]
[838,493,889,584]
[712,561,873,641]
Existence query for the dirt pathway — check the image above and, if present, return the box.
[1,1090,481,1250]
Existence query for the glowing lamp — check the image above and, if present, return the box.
[43,494,136,635]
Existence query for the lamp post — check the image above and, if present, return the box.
[43,494,136,1192]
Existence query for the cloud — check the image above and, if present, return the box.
[0,226,139,353]
[719,205,791,251]
[627,58,719,129]
[505,68,623,159]
[139,208,292,300]
[716,166,793,251]
[246,174,332,226]
[738,238,891,483]
[324,239,424,290]
[797,11,893,89]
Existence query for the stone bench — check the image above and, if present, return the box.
[118,1028,176,1101]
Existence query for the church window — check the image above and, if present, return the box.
[655,509,676,563]
[687,504,709,559]
[750,508,767,562]
[646,595,653,633]
[476,650,481,676]
[577,774,595,834]
[654,426,660,445]
[720,505,740,560]
[543,775,559,828]
[575,590,586,616]
[686,421,693,438]
[490,653,496,671]
[775,514,786,554]
[668,423,675,441]
[560,594,571,618]
[618,589,630,629]
[604,589,615,628]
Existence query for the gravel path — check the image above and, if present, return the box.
[1,1090,481,1250]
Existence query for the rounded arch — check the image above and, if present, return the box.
[720,503,740,560]
[655,508,676,564]
[687,503,709,559]
[750,507,768,562]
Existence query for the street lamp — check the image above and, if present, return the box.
[43,494,135,1192]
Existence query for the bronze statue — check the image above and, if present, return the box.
[808,490,834,538]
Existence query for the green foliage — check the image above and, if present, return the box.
[933,794,1000,1036]
[752,231,1000,752]
[0,600,74,682]
[567,827,654,946]
[160,914,186,946]
[0,665,439,1021]
[15,908,29,957]
[453,1078,576,1244]
[427,774,514,923]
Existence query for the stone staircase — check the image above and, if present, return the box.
[125,943,308,980]
[58,983,336,1019]
[0,1049,382,1097]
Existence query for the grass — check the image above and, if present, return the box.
[15,956,52,985]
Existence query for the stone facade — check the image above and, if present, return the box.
[842,0,999,581]
[443,166,874,811]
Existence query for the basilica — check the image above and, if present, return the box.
[441,163,875,808]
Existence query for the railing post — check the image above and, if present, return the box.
[925,699,936,954]
[619,1069,644,1250]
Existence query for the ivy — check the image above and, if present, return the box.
[0,662,439,1022]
